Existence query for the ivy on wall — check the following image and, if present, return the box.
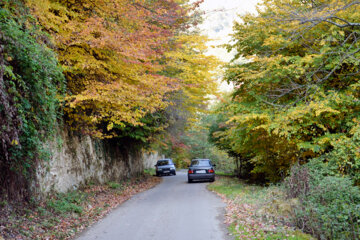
[0,0,65,200]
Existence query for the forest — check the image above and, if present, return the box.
[1,0,360,239]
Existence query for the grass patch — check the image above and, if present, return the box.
[209,177,314,240]
[107,181,122,189]
[46,190,88,214]
[215,171,235,177]
[209,177,265,202]
[144,168,156,176]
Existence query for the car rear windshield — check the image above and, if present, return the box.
[157,160,170,166]
[191,160,211,166]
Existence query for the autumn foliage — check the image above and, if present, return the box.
[26,0,214,138]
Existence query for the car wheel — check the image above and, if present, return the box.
[210,178,215,182]
[173,172,176,176]
[188,178,193,183]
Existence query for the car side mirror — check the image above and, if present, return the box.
[213,164,216,167]
[187,165,190,167]
[154,164,157,167]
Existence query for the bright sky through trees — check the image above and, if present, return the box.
[198,0,260,62]
[197,0,260,91]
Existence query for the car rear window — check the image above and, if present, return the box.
[191,160,211,166]
[157,160,170,166]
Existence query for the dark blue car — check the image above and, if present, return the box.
[187,159,215,183]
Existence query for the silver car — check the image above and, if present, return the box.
[155,159,176,176]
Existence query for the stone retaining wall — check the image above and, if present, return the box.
[35,128,162,195]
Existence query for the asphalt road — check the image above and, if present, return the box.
[76,170,232,240]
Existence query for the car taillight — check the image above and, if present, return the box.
[188,169,194,174]
[208,169,214,173]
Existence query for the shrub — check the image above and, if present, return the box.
[324,125,360,185]
[285,162,360,240]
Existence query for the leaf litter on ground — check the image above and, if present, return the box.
[208,176,314,240]
[0,175,161,240]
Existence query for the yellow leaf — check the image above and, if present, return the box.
[107,122,114,131]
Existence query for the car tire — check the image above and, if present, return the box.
[188,178,193,183]
[173,172,176,176]
[210,178,215,182]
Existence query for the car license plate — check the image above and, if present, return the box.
[163,170,170,173]
[196,170,206,174]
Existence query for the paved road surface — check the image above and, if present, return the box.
[76,170,231,240]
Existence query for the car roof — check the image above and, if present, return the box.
[157,159,172,162]
[191,159,210,161]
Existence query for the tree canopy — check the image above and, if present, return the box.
[26,0,217,139]
[210,0,360,183]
